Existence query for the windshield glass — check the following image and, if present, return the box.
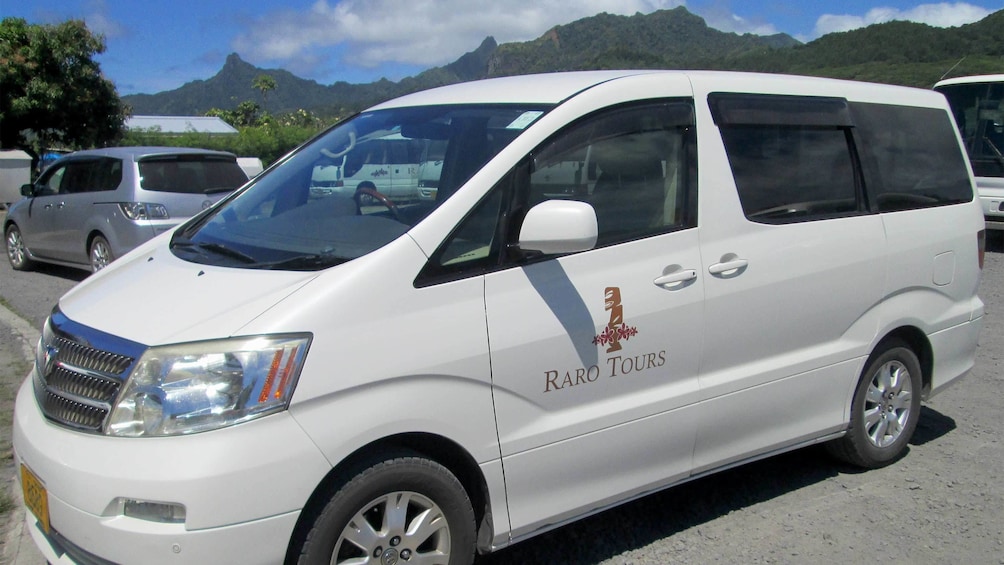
[171,104,549,270]
[936,81,1004,178]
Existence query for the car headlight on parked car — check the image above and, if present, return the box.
[106,334,311,437]
[119,202,169,220]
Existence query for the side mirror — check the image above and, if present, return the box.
[517,200,598,255]
[20,183,34,197]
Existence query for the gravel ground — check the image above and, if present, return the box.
[1,230,1002,565]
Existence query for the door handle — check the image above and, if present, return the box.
[708,258,748,276]
[653,269,697,288]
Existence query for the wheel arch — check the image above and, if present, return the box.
[85,229,107,253]
[284,432,494,562]
[873,326,933,398]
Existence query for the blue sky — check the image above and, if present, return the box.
[3,1,1000,96]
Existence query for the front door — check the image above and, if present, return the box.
[485,100,705,538]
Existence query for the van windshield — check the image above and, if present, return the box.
[171,104,549,270]
[935,81,1004,178]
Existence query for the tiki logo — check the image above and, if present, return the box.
[593,287,638,353]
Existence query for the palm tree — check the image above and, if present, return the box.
[252,74,278,113]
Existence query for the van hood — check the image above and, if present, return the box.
[58,242,319,346]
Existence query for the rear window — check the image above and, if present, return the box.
[850,102,973,211]
[139,156,248,195]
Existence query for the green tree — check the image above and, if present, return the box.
[0,18,126,162]
[252,73,277,112]
[206,100,263,128]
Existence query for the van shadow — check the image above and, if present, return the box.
[28,262,90,283]
[476,406,956,564]
[987,229,1004,254]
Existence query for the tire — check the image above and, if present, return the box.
[5,224,34,271]
[827,340,922,468]
[89,235,114,272]
[296,455,476,565]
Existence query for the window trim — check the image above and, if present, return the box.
[709,93,853,128]
[414,98,699,288]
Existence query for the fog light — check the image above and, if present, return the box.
[122,499,186,523]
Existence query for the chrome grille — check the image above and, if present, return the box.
[40,390,111,430]
[34,314,141,433]
[50,338,132,375]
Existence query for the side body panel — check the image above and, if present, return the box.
[488,231,704,537]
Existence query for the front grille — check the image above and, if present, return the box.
[33,312,143,433]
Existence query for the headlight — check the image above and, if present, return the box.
[107,334,310,437]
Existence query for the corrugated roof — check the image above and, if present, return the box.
[125,115,239,134]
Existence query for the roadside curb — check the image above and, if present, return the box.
[1,302,44,565]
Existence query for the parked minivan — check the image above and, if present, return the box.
[13,71,984,565]
[4,146,248,272]
[309,134,426,202]
[934,74,1004,230]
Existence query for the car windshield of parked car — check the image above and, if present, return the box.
[140,155,249,195]
[171,104,549,270]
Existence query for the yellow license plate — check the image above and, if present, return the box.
[20,464,50,535]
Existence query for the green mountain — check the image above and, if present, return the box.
[122,6,1004,118]
[714,9,1004,86]
[486,7,798,76]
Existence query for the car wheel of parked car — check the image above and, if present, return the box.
[827,339,922,468]
[5,224,34,271]
[89,235,114,272]
[295,454,475,565]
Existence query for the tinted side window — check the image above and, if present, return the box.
[89,158,122,192]
[720,126,859,222]
[530,101,697,246]
[37,165,67,196]
[711,93,861,224]
[417,101,696,286]
[52,158,122,194]
[850,102,973,211]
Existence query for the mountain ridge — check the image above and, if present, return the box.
[122,6,1004,117]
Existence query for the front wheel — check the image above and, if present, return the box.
[295,455,476,565]
[5,224,34,271]
[827,340,922,468]
[89,235,114,272]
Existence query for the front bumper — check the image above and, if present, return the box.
[12,374,331,565]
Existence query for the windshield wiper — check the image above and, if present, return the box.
[172,238,257,264]
[203,186,237,195]
[254,254,349,271]
[198,242,257,263]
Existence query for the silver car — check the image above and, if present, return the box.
[4,146,248,272]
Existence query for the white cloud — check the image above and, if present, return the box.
[232,0,686,72]
[701,8,779,36]
[814,2,992,37]
[83,0,128,40]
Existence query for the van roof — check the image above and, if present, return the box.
[56,146,238,163]
[372,70,936,109]
[371,70,657,108]
[934,74,1004,88]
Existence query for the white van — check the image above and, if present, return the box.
[14,71,985,565]
[309,133,425,203]
[934,74,1004,230]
